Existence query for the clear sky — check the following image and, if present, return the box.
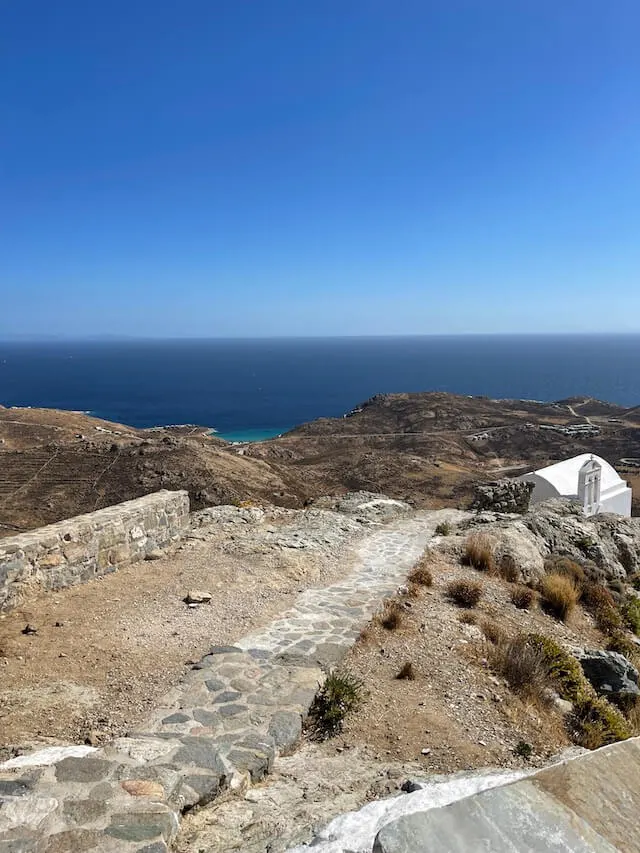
[1,1,639,338]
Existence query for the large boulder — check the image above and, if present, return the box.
[574,649,640,701]
[492,524,546,585]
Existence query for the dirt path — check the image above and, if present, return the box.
[0,506,367,754]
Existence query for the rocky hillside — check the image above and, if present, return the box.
[1,392,639,535]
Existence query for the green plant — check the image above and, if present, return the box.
[396,661,415,680]
[435,521,452,536]
[514,740,533,759]
[447,578,483,608]
[308,671,364,740]
[539,574,579,622]
[576,536,596,555]
[581,583,622,635]
[462,534,495,573]
[623,597,640,635]
[606,631,640,664]
[511,585,535,610]
[408,565,433,587]
[526,634,588,704]
[570,695,631,750]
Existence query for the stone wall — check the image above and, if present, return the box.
[0,490,189,612]
[472,479,534,514]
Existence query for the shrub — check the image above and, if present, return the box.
[623,597,640,635]
[629,574,640,592]
[447,578,483,608]
[606,631,640,664]
[511,585,535,610]
[406,581,422,599]
[481,619,507,646]
[581,583,622,635]
[544,556,586,589]
[526,634,587,704]
[308,671,364,740]
[488,635,548,701]
[570,695,631,750]
[459,610,477,625]
[462,534,494,573]
[435,521,452,536]
[539,574,579,622]
[514,740,533,759]
[380,600,403,630]
[396,661,415,680]
[357,625,374,645]
[498,554,519,583]
[408,566,433,587]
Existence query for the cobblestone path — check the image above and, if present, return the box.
[0,509,466,853]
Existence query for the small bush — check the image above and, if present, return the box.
[570,695,631,750]
[623,597,640,635]
[606,631,640,664]
[459,610,477,625]
[380,600,403,630]
[629,574,640,592]
[406,581,422,599]
[408,566,433,587]
[447,578,483,608]
[488,635,548,700]
[526,634,587,704]
[497,554,519,583]
[462,534,494,573]
[581,583,622,635]
[396,661,415,680]
[435,521,452,536]
[514,740,533,759]
[481,619,507,646]
[545,556,586,589]
[308,671,364,740]
[357,625,374,645]
[539,574,578,622]
[511,585,535,610]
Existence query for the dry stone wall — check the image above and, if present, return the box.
[0,490,189,612]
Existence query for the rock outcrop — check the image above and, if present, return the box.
[457,500,640,584]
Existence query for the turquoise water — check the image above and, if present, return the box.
[214,427,290,443]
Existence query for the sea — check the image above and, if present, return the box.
[0,336,638,441]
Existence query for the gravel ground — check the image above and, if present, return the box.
[0,503,382,754]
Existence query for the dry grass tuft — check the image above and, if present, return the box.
[498,555,519,583]
[447,578,483,608]
[487,635,549,702]
[544,556,586,589]
[539,574,579,622]
[459,610,477,625]
[462,534,495,573]
[511,585,536,610]
[481,619,508,646]
[406,581,422,599]
[379,600,404,631]
[357,625,374,645]
[408,565,433,587]
[396,661,416,680]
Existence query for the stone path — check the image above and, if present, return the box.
[0,509,465,853]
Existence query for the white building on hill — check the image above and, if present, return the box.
[519,454,632,517]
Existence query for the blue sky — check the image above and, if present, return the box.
[1,1,639,337]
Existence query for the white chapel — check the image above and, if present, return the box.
[519,453,632,517]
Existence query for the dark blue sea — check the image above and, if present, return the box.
[0,336,638,441]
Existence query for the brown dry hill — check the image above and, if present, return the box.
[1,392,639,534]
